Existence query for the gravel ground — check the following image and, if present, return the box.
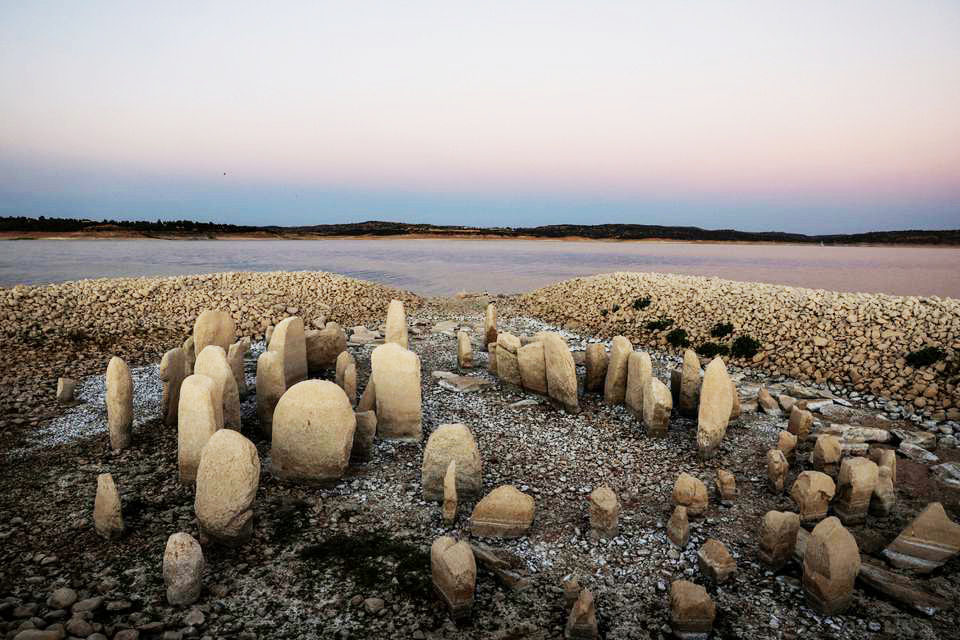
[0,296,958,640]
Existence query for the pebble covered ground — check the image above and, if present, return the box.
[0,292,958,640]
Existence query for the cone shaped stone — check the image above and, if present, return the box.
[163,532,204,606]
[696,357,733,459]
[385,299,409,349]
[643,376,672,437]
[883,502,960,573]
[803,517,860,615]
[94,473,124,540]
[470,485,535,538]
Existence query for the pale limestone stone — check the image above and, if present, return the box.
[195,345,241,430]
[305,322,347,373]
[565,589,598,640]
[457,331,473,369]
[271,380,356,483]
[487,343,498,374]
[667,506,689,548]
[589,486,619,538]
[160,347,186,427]
[729,380,741,420]
[767,448,789,493]
[673,472,708,517]
[195,429,259,546]
[255,350,285,438]
[265,324,274,347]
[431,536,476,620]
[803,517,860,614]
[584,343,607,392]
[495,333,522,387]
[351,410,377,462]
[715,469,736,503]
[678,349,702,417]
[643,376,672,437]
[870,448,897,485]
[883,502,960,573]
[790,471,837,523]
[106,356,133,451]
[335,350,357,406]
[269,316,308,387]
[625,351,652,415]
[563,576,581,609]
[182,335,196,376]
[812,434,842,476]
[357,377,376,412]
[603,336,632,404]
[870,466,896,517]
[193,310,235,355]
[422,423,483,501]
[759,510,801,570]
[227,339,249,397]
[56,377,76,404]
[517,341,547,394]
[670,580,715,638]
[177,374,222,485]
[470,485,535,538]
[757,386,781,416]
[778,430,798,462]
[542,332,579,413]
[835,457,879,525]
[385,299,409,349]
[484,303,498,351]
[94,473,124,540]
[696,357,733,459]
[371,342,422,440]
[788,406,813,440]
[698,538,737,583]
[443,460,458,524]
[163,532,204,606]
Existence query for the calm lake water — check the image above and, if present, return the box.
[1,238,958,298]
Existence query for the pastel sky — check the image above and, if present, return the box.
[1,1,959,232]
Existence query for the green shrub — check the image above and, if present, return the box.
[632,296,651,310]
[906,346,946,368]
[710,322,733,338]
[666,328,690,348]
[599,308,608,317]
[731,335,761,359]
[697,342,729,358]
[612,304,620,313]
[645,317,673,331]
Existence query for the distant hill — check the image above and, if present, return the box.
[1,216,958,245]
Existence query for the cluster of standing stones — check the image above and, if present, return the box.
[70,296,959,640]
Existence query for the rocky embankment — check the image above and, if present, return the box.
[519,273,959,423]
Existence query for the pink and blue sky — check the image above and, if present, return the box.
[1,1,959,232]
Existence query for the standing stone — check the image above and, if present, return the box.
[177,374,222,485]
[584,344,608,392]
[767,449,789,493]
[757,386,781,416]
[483,303,498,351]
[667,506,689,548]
[470,485,535,538]
[883,502,960,573]
[759,510,801,570]
[269,316,308,387]
[603,336,632,405]
[678,349,702,417]
[163,532,204,606]
[778,430,798,462]
[698,539,737,583]
[517,341,548,395]
[93,473,124,540]
[271,380,357,483]
[715,469,737,503]
[195,346,241,430]
[542,333,579,413]
[457,331,473,369]
[182,336,196,376]
[422,423,483,501]
[670,368,682,405]
[790,471,837,523]
[563,576,582,609]
[357,378,376,413]
[803,517,860,614]
[443,461,458,524]
[871,448,897,485]
[729,380,741,420]
[351,410,377,462]
[696,357,733,459]
[385,299,409,349]
[834,457,879,525]
[788,406,813,440]
[336,351,357,406]
[305,322,347,373]
[265,324,274,346]
[371,342,422,440]
[226,339,249,397]
[195,429,260,546]
[870,466,896,516]
[487,343,498,374]
[589,486,619,538]
[565,589,598,640]
[56,376,77,404]
[495,333,522,387]
[431,536,476,620]
[673,472,708,517]
[193,310,235,355]
[255,351,285,438]
[625,351,652,415]
[670,580,715,638]
[160,347,186,427]
[812,435,842,476]
[106,356,133,451]
[643,377,672,437]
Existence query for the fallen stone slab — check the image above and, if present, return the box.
[468,542,531,590]
[899,442,939,464]
[883,502,960,573]
[858,558,951,616]
[432,371,495,393]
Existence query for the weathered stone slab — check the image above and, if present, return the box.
[643,376,672,437]
[517,341,547,394]
[759,510,800,570]
[803,517,860,615]
[306,322,347,372]
[431,536,476,621]
[163,532,204,606]
[670,580,715,638]
[193,310,235,355]
[790,471,836,523]
[269,316,308,387]
[94,473,124,540]
[371,342,422,440]
[625,351,651,416]
[177,374,221,485]
[255,350,285,438]
[195,429,260,546]
[160,347,186,426]
[678,349,702,418]
[603,336,632,405]
[584,344,607,392]
[385,299,409,349]
[195,345,241,430]
[667,506,689,548]
[484,303,497,350]
[834,457,879,525]
[883,502,960,573]
[470,485,535,538]
[589,486,619,538]
[698,539,736,583]
[673,472,708,517]
[422,423,483,501]
[106,356,133,451]
[495,333,522,387]
[542,332,579,413]
[696,357,733,459]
